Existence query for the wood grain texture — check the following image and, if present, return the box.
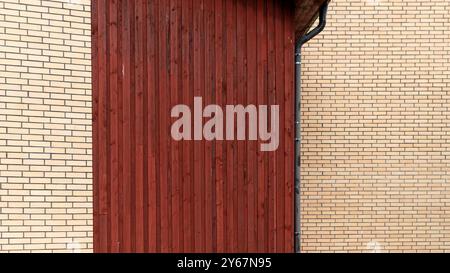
[93,0,295,253]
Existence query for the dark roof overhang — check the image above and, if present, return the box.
[295,0,330,39]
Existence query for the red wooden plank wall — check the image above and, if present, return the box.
[92,0,295,253]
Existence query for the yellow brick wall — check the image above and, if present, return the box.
[301,0,450,252]
[0,0,92,252]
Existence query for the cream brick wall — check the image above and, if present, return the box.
[301,0,450,252]
[0,0,92,252]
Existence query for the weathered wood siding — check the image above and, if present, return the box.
[93,0,295,252]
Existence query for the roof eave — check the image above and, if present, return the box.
[295,0,330,40]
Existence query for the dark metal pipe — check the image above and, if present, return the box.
[294,3,329,253]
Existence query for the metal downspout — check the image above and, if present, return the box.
[294,3,329,253]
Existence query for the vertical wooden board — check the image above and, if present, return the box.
[205,0,216,252]
[180,0,194,252]
[266,0,276,253]
[188,0,196,252]
[158,0,170,252]
[134,0,145,252]
[121,0,132,252]
[154,0,163,251]
[175,0,184,252]
[176,0,185,252]
[108,0,119,253]
[284,3,295,253]
[236,0,246,252]
[91,0,100,251]
[192,0,203,252]
[214,0,225,253]
[274,1,286,252]
[141,0,149,252]
[129,0,137,251]
[96,0,109,252]
[146,0,159,253]
[246,0,258,253]
[224,0,234,252]
[169,0,181,252]
[256,0,268,252]
[199,0,207,253]
[232,0,239,252]
[116,0,125,253]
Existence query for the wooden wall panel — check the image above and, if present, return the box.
[93,0,295,253]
